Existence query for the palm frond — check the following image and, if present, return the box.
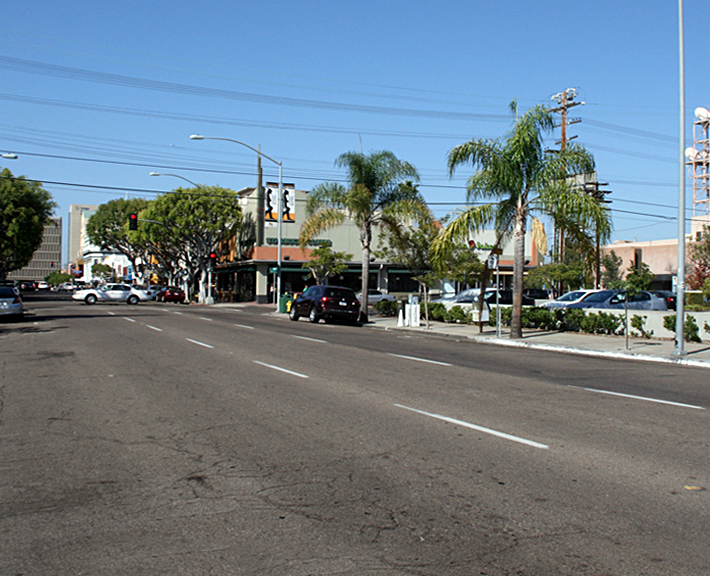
[431,204,495,267]
[298,208,345,249]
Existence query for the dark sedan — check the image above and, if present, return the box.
[289,285,360,325]
[158,286,186,303]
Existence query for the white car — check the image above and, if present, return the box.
[72,283,153,305]
[357,289,397,304]
[540,289,600,309]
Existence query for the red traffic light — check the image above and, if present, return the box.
[128,213,138,230]
[209,252,217,260]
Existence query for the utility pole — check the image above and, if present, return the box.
[550,88,584,295]
[577,177,612,288]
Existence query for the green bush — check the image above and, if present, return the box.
[559,308,585,332]
[687,292,705,307]
[630,314,653,338]
[664,314,702,342]
[373,299,399,317]
[426,302,447,321]
[445,305,469,323]
[580,311,623,335]
[521,307,558,331]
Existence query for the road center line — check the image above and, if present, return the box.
[186,338,214,349]
[199,316,213,322]
[395,404,549,450]
[253,361,309,379]
[388,353,452,367]
[124,317,136,323]
[234,324,254,330]
[291,335,327,343]
[568,385,706,410]
[145,324,163,332]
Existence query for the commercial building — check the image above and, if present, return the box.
[7,217,62,282]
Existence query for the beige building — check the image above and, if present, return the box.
[212,185,542,303]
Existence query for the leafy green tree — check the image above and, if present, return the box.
[600,249,624,289]
[302,244,352,286]
[92,263,114,282]
[86,198,150,281]
[45,271,72,286]
[433,101,610,338]
[140,186,245,303]
[687,224,710,290]
[299,152,425,321]
[625,261,654,294]
[526,261,585,294]
[376,207,443,327]
[0,168,56,279]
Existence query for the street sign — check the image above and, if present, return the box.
[487,255,499,269]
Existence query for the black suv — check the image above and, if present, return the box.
[289,285,360,325]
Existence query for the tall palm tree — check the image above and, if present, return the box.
[433,102,611,339]
[299,150,424,322]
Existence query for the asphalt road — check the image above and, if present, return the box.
[2,293,709,575]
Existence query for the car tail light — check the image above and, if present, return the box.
[321,296,330,303]
[13,297,21,304]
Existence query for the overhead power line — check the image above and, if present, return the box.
[0,55,511,122]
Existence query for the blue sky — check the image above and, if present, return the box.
[1,1,707,264]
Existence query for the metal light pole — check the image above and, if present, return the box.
[150,171,215,305]
[190,135,284,309]
[674,0,686,356]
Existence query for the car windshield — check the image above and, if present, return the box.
[583,290,614,302]
[557,291,587,302]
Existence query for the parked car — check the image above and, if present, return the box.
[357,289,396,304]
[0,285,24,321]
[19,281,36,292]
[562,290,619,309]
[540,289,599,309]
[523,288,554,302]
[36,281,50,290]
[289,285,360,324]
[72,283,151,305]
[157,286,185,303]
[588,290,668,311]
[652,290,677,311]
[430,288,481,306]
[478,290,535,306]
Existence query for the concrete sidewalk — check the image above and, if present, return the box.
[364,314,710,369]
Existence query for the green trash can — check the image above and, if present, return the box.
[278,293,293,314]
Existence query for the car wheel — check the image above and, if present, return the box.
[308,306,319,323]
[289,306,299,321]
[85,294,97,305]
[127,295,139,305]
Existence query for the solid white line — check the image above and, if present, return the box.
[253,361,309,379]
[234,324,254,330]
[186,338,214,349]
[199,316,213,322]
[388,353,452,367]
[568,385,706,410]
[145,324,163,332]
[124,317,136,323]
[291,335,327,343]
[395,404,549,450]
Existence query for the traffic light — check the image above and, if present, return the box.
[209,252,217,265]
[128,213,138,230]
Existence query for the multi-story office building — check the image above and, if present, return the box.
[7,217,62,282]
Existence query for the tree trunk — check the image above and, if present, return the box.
[510,208,526,339]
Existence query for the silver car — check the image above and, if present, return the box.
[72,283,152,305]
[589,290,668,311]
[0,285,24,320]
[357,289,397,304]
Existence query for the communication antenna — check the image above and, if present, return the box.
[687,106,710,240]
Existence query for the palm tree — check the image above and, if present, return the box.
[433,102,611,339]
[299,151,425,322]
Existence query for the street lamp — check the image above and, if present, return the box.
[190,134,284,307]
[1,153,18,159]
[150,171,215,304]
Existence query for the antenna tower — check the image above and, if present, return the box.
[686,107,710,241]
